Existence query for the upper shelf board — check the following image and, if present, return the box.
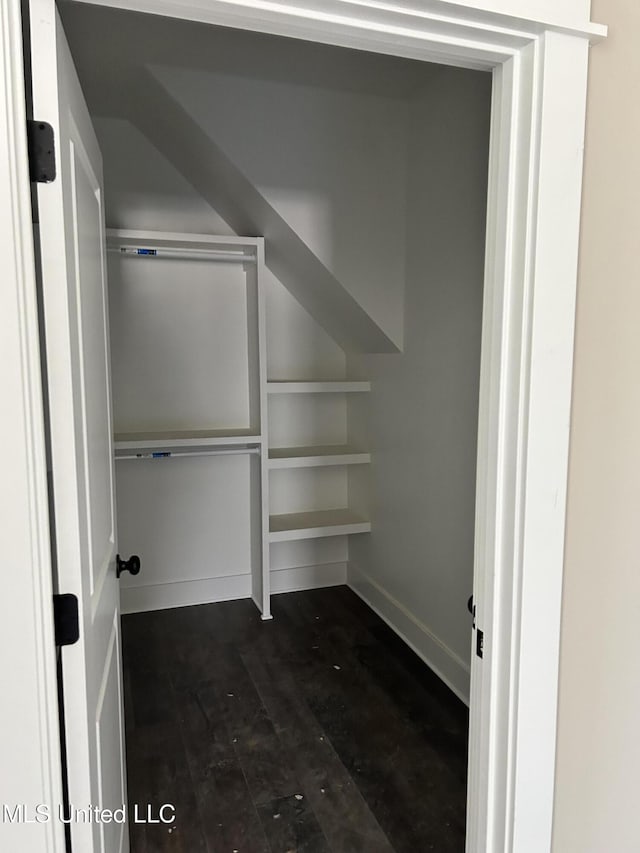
[267,380,371,394]
[268,445,371,469]
[114,429,262,452]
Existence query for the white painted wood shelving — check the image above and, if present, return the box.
[269,509,371,542]
[108,228,372,619]
[114,429,261,452]
[268,445,370,469]
[267,380,371,393]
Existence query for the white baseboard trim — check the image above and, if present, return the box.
[120,573,252,614]
[347,561,470,705]
[270,561,347,595]
[120,562,349,614]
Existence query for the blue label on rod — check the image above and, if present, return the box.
[134,451,171,459]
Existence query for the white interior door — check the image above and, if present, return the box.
[30,3,128,852]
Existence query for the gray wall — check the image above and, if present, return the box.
[348,67,491,701]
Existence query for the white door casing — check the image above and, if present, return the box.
[2,1,605,852]
[0,1,65,851]
[76,4,598,850]
[65,3,600,851]
[30,3,128,852]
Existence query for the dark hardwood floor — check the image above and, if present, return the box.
[122,586,469,853]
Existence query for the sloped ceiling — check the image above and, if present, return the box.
[60,2,441,351]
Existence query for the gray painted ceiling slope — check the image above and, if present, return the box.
[58,2,463,352]
[60,1,441,103]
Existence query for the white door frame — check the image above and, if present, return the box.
[0,3,66,853]
[1,1,605,852]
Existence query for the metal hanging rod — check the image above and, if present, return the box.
[108,246,256,263]
[115,447,261,461]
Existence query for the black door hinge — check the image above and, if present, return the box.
[476,629,484,659]
[467,595,476,629]
[27,120,56,183]
[53,594,79,647]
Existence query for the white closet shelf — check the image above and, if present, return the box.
[269,509,371,542]
[114,429,262,451]
[106,228,261,258]
[267,380,371,394]
[268,445,371,469]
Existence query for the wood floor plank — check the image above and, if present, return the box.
[172,676,271,852]
[272,591,467,852]
[287,736,396,853]
[241,653,395,853]
[126,722,208,853]
[240,652,326,746]
[193,756,271,853]
[234,733,304,807]
[175,682,237,767]
[256,794,331,853]
[180,718,270,853]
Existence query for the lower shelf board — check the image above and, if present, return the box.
[269,509,371,542]
[267,380,371,394]
[268,445,371,468]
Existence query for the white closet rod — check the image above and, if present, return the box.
[108,247,255,263]
[116,448,261,461]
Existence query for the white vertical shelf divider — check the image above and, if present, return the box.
[254,238,272,619]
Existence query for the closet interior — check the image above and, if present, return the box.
[60,1,492,846]
[61,0,491,698]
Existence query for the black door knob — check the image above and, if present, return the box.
[116,554,141,579]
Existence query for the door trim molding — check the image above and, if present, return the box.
[0,2,65,851]
[73,0,606,56]
[6,0,605,851]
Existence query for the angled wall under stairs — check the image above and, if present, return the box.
[95,69,400,354]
